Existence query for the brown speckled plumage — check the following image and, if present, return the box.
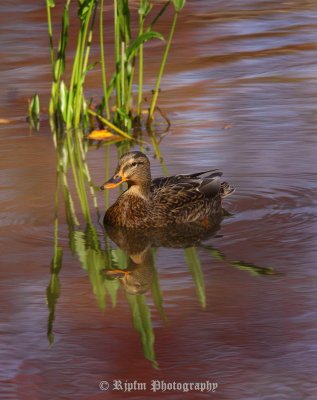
[101,151,234,229]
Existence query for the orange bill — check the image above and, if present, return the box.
[100,174,127,190]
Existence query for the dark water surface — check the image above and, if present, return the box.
[1,1,317,399]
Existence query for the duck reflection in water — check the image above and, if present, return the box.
[104,232,154,295]
[104,218,224,295]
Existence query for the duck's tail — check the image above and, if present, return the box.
[220,181,235,198]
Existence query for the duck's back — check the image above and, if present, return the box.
[150,169,232,225]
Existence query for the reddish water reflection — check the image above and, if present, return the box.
[1,1,317,399]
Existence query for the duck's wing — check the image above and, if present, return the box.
[151,169,222,191]
[151,178,221,223]
[151,170,224,208]
[150,170,233,224]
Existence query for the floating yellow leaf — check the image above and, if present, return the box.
[0,118,11,124]
[87,129,121,141]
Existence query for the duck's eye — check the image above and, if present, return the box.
[131,162,137,167]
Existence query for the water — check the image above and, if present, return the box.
[1,1,317,399]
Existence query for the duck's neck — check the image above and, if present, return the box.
[126,181,151,200]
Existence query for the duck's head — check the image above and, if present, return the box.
[100,151,151,192]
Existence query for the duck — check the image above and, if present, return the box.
[100,151,234,229]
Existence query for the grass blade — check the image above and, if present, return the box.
[127,31,164,61]
[184,247,206,309]
[149,11,178,121]
[127,294,158,368]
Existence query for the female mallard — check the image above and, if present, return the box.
[100,151,234,229]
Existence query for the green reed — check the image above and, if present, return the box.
[45,0,186,134]
[28,93,40,131]
[100,0,110,120]
[148,0,185,121]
